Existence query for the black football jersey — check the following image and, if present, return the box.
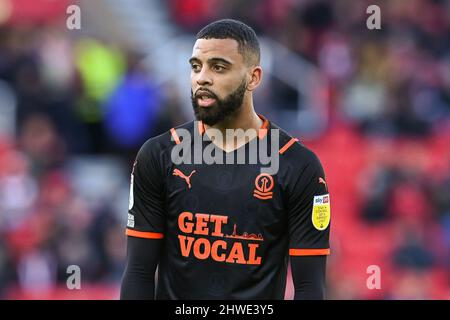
[125,115,330,299]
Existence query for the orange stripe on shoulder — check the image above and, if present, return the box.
[258,114,270,140]
[279,138,299,154]
[125,229,164,239]
[289,248,330,256]
[170,128,180,145]
[198,121,205,135]
[258,128,268,140]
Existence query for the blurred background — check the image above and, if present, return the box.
[0,0,449,299]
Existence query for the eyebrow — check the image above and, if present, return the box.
[189,57,233,66]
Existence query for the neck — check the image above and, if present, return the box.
[203,95,263,151]
[204,95,262,134]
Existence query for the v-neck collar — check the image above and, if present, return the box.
[196,114,270,154]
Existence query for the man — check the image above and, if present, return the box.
[120,19,331,300]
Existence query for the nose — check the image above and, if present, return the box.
[195,68,213,86]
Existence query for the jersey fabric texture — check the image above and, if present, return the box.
[125,115,330,299]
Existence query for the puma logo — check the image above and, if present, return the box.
[173,169,196,189]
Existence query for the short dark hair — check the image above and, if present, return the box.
[196,19,260,66]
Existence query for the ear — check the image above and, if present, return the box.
[246,66,263,91]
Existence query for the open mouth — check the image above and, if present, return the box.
[196,91,217,107]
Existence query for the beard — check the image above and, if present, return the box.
[191,79,247,126]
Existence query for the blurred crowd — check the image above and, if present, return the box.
[0,1,185,299]
[0,0,449,299]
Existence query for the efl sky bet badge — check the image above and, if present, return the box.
[312,194,330,231]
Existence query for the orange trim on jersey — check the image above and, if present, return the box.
[258,114,269,140]
[126,229,164,239]
[170,128,180,145]
[198,121,205,135]
[289,248,330,256]
[279,138,299,154]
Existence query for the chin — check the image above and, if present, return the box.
[195,106,219,124]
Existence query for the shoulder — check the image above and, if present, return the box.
[270,123,327,194]
[271,122,323,170]
[138,121,195,158]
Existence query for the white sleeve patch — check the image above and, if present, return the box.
[128,174,134,211]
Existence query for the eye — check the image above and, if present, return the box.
[191,64,201,72]
[213,65,225,72]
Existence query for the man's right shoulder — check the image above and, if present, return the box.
[138,121,195,157]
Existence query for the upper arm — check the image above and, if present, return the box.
[121,141,166,299]
[126,140,166,239]
[286,149,331,257]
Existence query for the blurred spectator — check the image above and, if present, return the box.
[18,113,65,176]
[103,52,161,153]
[0,150,37,229]
[0,241,16,298]
[17,249,56,294]
[392,222,435,271]
[360,164,395,223]
[74,38,125,106]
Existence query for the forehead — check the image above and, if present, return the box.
[191,38,242,63]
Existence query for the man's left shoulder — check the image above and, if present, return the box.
[271,123,322,166]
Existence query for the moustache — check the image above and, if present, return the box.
[194,88,219,100]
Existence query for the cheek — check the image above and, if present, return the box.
[221,74,243,91]
[222,77,245,95]
[190,72,197,87]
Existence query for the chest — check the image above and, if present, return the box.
[164,163,287,238]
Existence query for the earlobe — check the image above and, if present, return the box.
[247,80,256,92]
[247,77,254,91]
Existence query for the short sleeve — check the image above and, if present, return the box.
[287,152,330,256]
[126,141,166,239]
